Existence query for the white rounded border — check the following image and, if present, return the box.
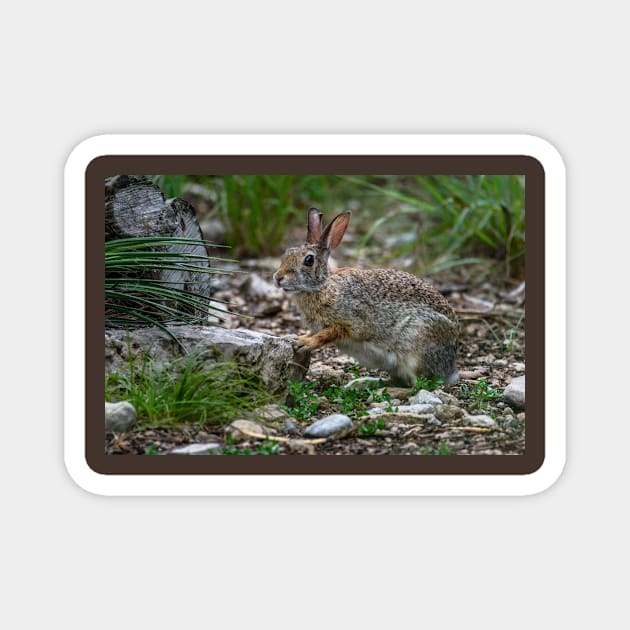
[64,134,565,496]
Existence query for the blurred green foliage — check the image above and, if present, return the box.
[149,173,525,279]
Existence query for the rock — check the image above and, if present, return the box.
[255,302,283,317]
[344,376,384,389]
[308,364,346,390]
[408,389,443,407]
[105,325,310,396]
[503,416,522,429]
[367,412,434,425]
[459,368,488,379]
[303,414,353,438]
[504,376,525,410]
[182,182,219,204]
[241,272,284,300]
[434,389,458,405]
[207,299,237,326]
[283,418,301,434]
[241,257,282,272]
[105,401,137,432]
[368,400,390,410]
[225,419,274,441]
[463,413,497,428]
[434,404,464,422]
[368,403,434,416]
[255,404,292,423]
[168,443,222,455]
[384,386,413,400]
[198,217,226,244]
[284,439,316,455]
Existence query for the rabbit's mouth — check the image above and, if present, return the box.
[273,271,298,291]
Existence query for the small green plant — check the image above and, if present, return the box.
[412,375,445,393]
[323,383,391,418]
[357,417,387,436]
[106,351,273,428]
[342,362,362,378]
[221,444,254,455]
[460,379,502,410]
[222,438,280,456]
[285,380,321,421]
[504,310,525,352]
[144,443,162,455]
[256,439,281,455]
[420,441,453,456]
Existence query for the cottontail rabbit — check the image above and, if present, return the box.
[273,208,459,386]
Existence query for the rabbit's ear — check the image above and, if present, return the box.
[320,212,351,251]
[306,207,324,244]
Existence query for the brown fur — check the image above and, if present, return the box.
[273,210,458,385]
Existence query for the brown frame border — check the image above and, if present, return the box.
[88,155,544,475]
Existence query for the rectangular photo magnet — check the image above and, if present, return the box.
[64,134,566,496]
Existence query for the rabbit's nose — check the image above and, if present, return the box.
[273,271,284,287]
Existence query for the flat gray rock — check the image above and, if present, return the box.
[503,376,525,410]
[225,419,273,441]
[254,404,293,423]
[240,272,284,300]
[434,404,464,422]
[464,413,497,428]
[168,443,222,455]
[408,390,443,407]
[383,386,413,400]
[303,414,353,438]
[105,401,137,432]
[105,325,310,395]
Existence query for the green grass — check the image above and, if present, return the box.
[105,236,239,346]
[191,174,341,257]
[323,383,393,418]
[357,417,387,436]
[284,379,396,422]
[412,375,445,394]
[148,173,526,279]
[348,174,525,278]
[106,351,274,429]
[504,310,525,352]
[420,441,453,456]
[220,175,302,256]
[284,380,320,421]
[460,379,503,411]
[342,362,363,378]
[150,175,185,199]
[221,438,281,456]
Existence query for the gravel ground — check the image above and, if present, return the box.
[106,254,526,456]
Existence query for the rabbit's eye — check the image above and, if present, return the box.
[303,254,315,267]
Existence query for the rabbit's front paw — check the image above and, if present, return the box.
[296,334,317,349]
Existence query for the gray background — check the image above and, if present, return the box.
[2,1,625,628]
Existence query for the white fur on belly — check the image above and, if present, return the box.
[336,339,398,372]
